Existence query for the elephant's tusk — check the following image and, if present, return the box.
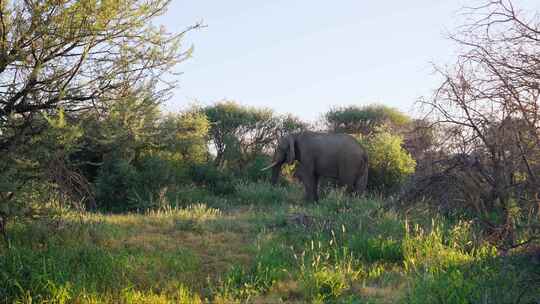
[260,162,278,171]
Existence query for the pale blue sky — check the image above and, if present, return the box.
[158,1,538,121]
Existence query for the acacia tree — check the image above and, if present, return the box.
[204,101,308,173]
[0,0,199,244]
[0,0,200,151]
[422,0,540,249]
[324,104,411,136]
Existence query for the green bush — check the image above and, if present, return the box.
[129,155,179,207]
[361,132,416,192]
[95,154,204,212]
[95,157,139,212]
[237,154,273,182]
[188,163,236,195]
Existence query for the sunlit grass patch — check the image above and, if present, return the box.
[147,203,222,220]
[398,219,540,304]
[120,284,203,304]
[403,255,540,304]
[402,221,495,274]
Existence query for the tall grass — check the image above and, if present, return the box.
[1,181,538,303]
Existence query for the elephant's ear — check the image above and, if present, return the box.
[287,135,295,164]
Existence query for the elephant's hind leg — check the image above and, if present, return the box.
[340,172,357,195]
[353,167,368,196]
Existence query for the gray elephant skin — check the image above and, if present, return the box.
[262,132,368,201]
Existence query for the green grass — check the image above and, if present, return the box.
[1,182,539,303]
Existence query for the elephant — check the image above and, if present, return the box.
[262,131,368,201]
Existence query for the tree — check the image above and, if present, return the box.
[324,104,411,136]
[276,113,309,138]
[74,89,162,181]
[0,0,201,152]
[0,110,84,245]
[421,0,540,249]
[204,101,279,169]
[0,0,199,242]
[158,108,210,165]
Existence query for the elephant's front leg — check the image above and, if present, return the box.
[313,175,320,201]
[302,174,319,202]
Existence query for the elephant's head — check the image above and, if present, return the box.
[261,134,296,185]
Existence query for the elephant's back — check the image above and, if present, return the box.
[301,132,365,157]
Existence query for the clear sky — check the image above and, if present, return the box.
[158,1,538,121]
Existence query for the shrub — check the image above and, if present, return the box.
[94,157,139,211]
[188,163,236,195]
[237,154,273,182]
[361,132,416,192]
[157,109,210,165]
[130,155,178,206]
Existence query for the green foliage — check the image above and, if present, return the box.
[73,92,162,186]
[300,267,349,303]
[0,110,85,244]
[81,93,161,164]
[361,132,416,192]
[188,163,236,195]
[95,157,139,211]
[205,101,279,168]
[236,154,272,182]
[277,113,310,137]
[157,109,210,165]
[95,153,198,212]
[403,222,480,275]
[405,256,539,304]
[0,0,193,167]
[295,231,360,303]
[325,104,411,136]
[80,100,212,211]
[0,214,204,303]
[204,101,307,174]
